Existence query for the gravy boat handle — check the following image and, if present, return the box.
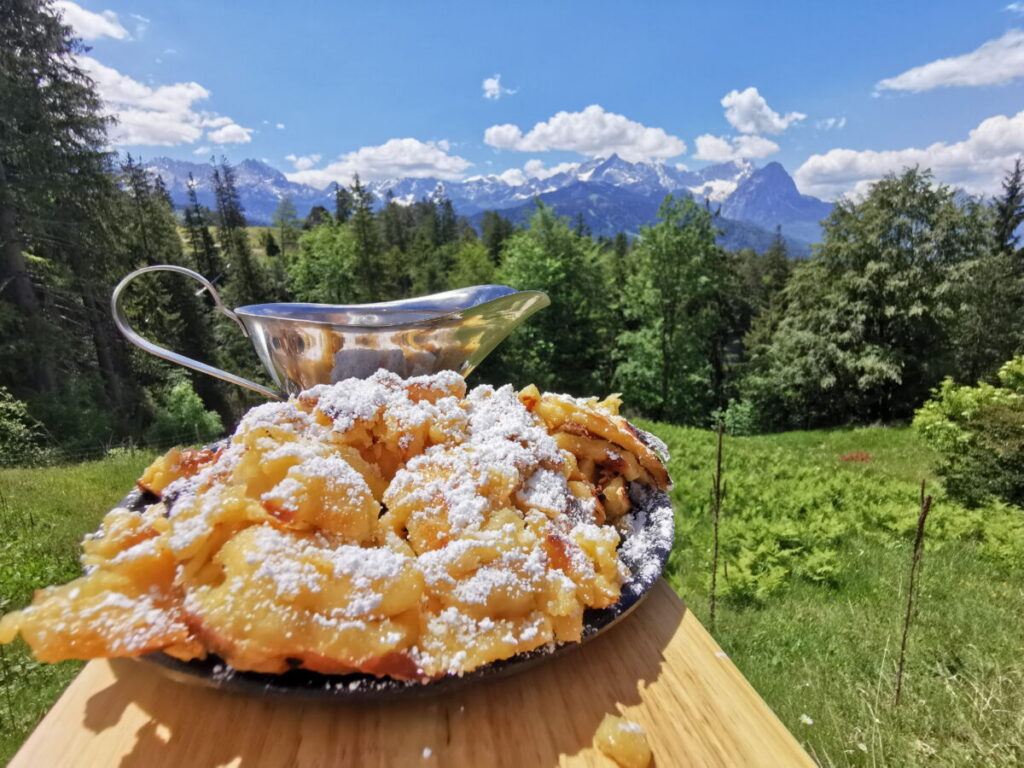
[111,265,284,401]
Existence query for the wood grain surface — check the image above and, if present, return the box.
[10,580,814,767]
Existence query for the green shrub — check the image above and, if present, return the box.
[29,377,119,457]
[914,356,1024,506]
[144,373,223,447]
[0,388,47,466]
[711,399,759,436]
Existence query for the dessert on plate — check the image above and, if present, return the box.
[0,369,671,681]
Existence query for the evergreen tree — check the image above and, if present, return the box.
[573,212,591,239]
[380,191,415,252]
[334,182,353,223]
[613,231,630,260]
[183,173,222,278]
[261,230,281,257]
[0,0,112,392]
[994,158,1024,258]
[212,158,266,305]
[950,199,1022,384]
[303,205,331,230]
[407,200,455,295]
[120,157,232,422]
[732,229,792,337]
[349,174,380,300]
[210,158,270,390]
[272,195,300,253]
[437,197,458,246]
[602,231,632,295]
[480,210,515,263]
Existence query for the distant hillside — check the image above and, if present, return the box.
[146,154,828,255]
[468,182,813,257]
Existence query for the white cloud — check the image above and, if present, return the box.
[77,56,251,147]
[54,1,128,40]
[484,104,686,162]
[816,116,847,131]
[688,179,738,202]
[495,168,527,185]
[693,133,780,162]
[129,13,149,39]
[675,162,689,172]
[1006,3,1024,15]
[276,123,286,130]
[794,109,1024,199]
[285,153,322,171]
[192,146,211,156]
[523,159,581,179]
[721,87,805,135]
[876,29,1024,92]
[482,74,517,100]
[285,138,472,188]
[207,123,253,144]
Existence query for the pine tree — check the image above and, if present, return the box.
[183,173,222,278]
[120,157,232,422]
[303,205,331,230]
[261,230,281,257]
[436,198,458,246]
[480,210,515,264]
[1,0,112,392]
[349,174,380,300]
[613,231,629,260]
[574,212,591,239]
[334,182,353,223]
[994,158,1024,258]
[212,158,266,305]
[272,195,300,253]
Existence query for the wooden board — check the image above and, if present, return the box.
[10,581,813,767]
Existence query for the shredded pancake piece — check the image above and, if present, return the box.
[0,370,671,680]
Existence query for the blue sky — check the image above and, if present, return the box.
[57,0,1024,199]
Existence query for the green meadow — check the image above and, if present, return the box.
[1,427,1022,766]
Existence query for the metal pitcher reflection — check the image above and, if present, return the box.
[111,265,550,400]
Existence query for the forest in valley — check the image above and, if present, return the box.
[5,0,1024,506]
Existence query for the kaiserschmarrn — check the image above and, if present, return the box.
[0,370,671,680]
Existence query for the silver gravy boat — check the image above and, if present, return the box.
[111,265,549,400]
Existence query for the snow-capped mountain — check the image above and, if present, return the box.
[144,157,329,223]
[719,162,833,244]
[145,154,831,253]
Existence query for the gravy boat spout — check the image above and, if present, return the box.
[112,266,550,400]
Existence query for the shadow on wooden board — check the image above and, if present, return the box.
[80,588,682,768]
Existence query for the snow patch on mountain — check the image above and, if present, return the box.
[688,179,738,201]
[143,154,831,248]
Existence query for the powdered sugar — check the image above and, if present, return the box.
[617,485,675,597]
[55,370,673,682]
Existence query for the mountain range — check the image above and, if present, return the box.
[146,155,834,256]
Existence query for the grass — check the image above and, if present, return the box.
[0,429,1022,766]
[0,450,157,764]
[643,424,1024,767]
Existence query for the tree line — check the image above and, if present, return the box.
[3,0,1024,461]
